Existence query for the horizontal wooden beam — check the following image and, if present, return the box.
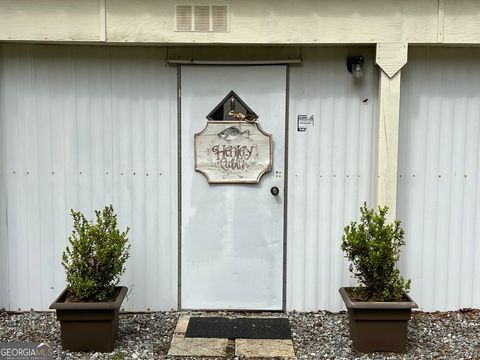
[1,0,480,45]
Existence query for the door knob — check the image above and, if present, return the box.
[270,186,280,196]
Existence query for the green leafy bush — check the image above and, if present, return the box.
[341,203,411,302]
[62,205,130,301]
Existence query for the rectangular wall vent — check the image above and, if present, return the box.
[212,6,228,32]
[175,5,229,32]
[176,5,193,31]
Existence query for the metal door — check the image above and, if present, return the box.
[180,65,286,310]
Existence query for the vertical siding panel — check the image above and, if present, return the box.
[111,47,134,309]
[474,107,480,305]
[21,47,33,309]
[33,46,55,309]
[396,58,407,278]
[287,60,306,310]
[84,47,113,210]
[111,47,177,311]
[287,47,377,311]
[168,63,178,310]
[317,49,335,309]
[112,47,140,310]
[50,46,71,299]
[133,50,147,311]
[343,48,363,289]
[143,49,159,310]
[330,50,347,310]
[416,51,428,303]
[424,47,441,309]
[435,50,453,310]
[131,48,147,311]
[470,49,480,307]
[0,45,8,310]
[462,58,480,305]
[398,49,424,296]
[63,46,81,247]
[5,46,31,310]
[447,50,467,309]
[73,48,90,213]
[399,47,480,311]
[357,58,376,208]
[303,49,321,310]
[24,49,42,310]
[1,44,177,311]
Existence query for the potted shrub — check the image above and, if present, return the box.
[339,203,417,353]
[50,205,130,352]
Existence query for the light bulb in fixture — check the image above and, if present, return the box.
[352,63,364,79]
[347,56,365,80]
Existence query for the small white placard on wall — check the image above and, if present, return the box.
[297,115,314,132]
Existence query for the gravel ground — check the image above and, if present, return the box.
[1,309,479,359]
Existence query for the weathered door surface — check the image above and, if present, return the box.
[181,66,286,310]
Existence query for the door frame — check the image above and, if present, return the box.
[176,64,290,311]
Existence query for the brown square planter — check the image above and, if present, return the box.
[50,286,128,352]
[339,287,417,353]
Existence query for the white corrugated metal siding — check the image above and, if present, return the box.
[287,47,378,311]
[0,45,380,312]
[8,45,474,313]
[398,47,480,311]
[0,44,178,311]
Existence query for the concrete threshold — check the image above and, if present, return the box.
[167,315,297,359]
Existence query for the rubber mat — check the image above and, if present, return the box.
[185,317,292,339]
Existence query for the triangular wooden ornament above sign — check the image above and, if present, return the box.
[206,91,258,121]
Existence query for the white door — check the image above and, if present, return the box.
[181,66,286,310]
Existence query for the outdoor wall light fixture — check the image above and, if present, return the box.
[347,56,364,79]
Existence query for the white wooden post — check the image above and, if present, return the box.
[375,43,408,222]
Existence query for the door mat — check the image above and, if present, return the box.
[185,317,292,339]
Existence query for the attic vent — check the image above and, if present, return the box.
[212,6,228,32]
[195,6,210,32]
[176,5,193,31]
[175,5,229,32]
